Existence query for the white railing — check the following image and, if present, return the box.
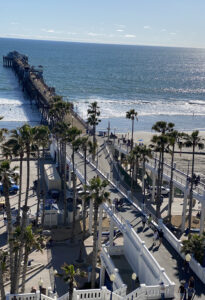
[100,247,124,290]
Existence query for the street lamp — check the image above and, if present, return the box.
[110,273,115,300]
[38,277,43,300]
[53,269,58,294]
[185,253,191,273]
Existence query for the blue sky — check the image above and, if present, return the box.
[0,0,205,48]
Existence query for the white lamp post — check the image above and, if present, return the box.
[185,253,191,273]
[53,269,58,293]
[110,273,115,300]
[131,273,137,300]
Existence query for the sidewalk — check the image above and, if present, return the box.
[66,138,205,299]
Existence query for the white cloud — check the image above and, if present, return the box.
[87,32,104,37]
[144,26,151,30]
[10,22,19,25]
[41,29,55,33]
[161,29,167,32]
[66,32,78,35]
[170,32,176,35]
[116,29,124,32]
[124,34,136,38]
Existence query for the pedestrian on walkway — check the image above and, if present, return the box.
[158,229,164,246]
[142,215,146,230]
[153,229,158,246]
[147,214,152,228]
[187,286,195,300]
[160,282,165,300]
[178,281,185,300]
[188,276,195,289]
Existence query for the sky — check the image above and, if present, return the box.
[0,0,205,48]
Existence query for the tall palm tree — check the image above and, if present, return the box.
[79,136,89,184]
[150,121,174,218]
[48,96,71,127]
[86,176,109,288]
[166,130,182,222]
[3,129,25,224]
[20,225,45,292]
[182,131,204,229]
[0,160,18,293]
[34,125,50,226]
[0,250,7,300]
[126,109,138,150]
[58,264,85,300]
[138,145,152,201]
[87,102,101,160]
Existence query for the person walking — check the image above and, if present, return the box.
[158,229,164,246]
[187,286,195,300]
[188,276,195,289]
[153,229,159,247]
[142,215,146,230]
[178,281,185,300]
[147,214,152,228]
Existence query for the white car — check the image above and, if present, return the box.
[148,186,170,197]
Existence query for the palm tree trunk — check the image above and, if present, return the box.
[41,147,46,228]
[91,203,98,288]
[156,151,162,217]
[188,145,195,230]
[0,265,5,300]
[131,118,134,150]
[82,199,86,239]
[3,180,14,292]
[15,147,30,293]
[168,145,175,221]
[84,148,87,184]
[93,125,96,161]
[71,150,77,242]
[21,249,29,293]
[35,149,41,226]
[69,280,74,300]
[62,141,67,225]
[142,160,145,200]
[17,154,23,225]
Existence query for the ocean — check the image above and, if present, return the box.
[1,37,205,132]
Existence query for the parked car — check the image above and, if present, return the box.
[148,186,170,197]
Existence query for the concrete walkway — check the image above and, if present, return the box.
[66,138,205,299]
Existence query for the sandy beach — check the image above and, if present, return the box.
[118,130,205,181]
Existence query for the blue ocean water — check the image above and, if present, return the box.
[1,38,205,132]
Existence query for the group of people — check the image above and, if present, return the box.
[179,277,195,300]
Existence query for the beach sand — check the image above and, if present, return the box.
[118,130,205,181]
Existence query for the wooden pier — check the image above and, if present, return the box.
[3,51,87,132]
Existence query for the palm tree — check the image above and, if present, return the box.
[81,187,91,240]
[0,250,7,300]
[79,136,89,184]
[3,129,25,224]
[181,232,205,264]
[34,125,50,226]
[138,145,152,201]
[58,264,86,300]
[182,131,204,229]
[87,102,101,160]
[20,225,45,292]
[0,160,18,293]
[150,121,174,218]
[49,96,71,127]
[126,109,138,150]
[166,130,182,222]
[86,176,110,288]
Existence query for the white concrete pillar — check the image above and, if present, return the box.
[181,182,189,232]
[152,173,156,202]
[89,200,93,235]
[98,205,103,249]
[100,265,106,287]
[200,202,205,234]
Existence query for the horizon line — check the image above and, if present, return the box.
[0,36,204,51]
